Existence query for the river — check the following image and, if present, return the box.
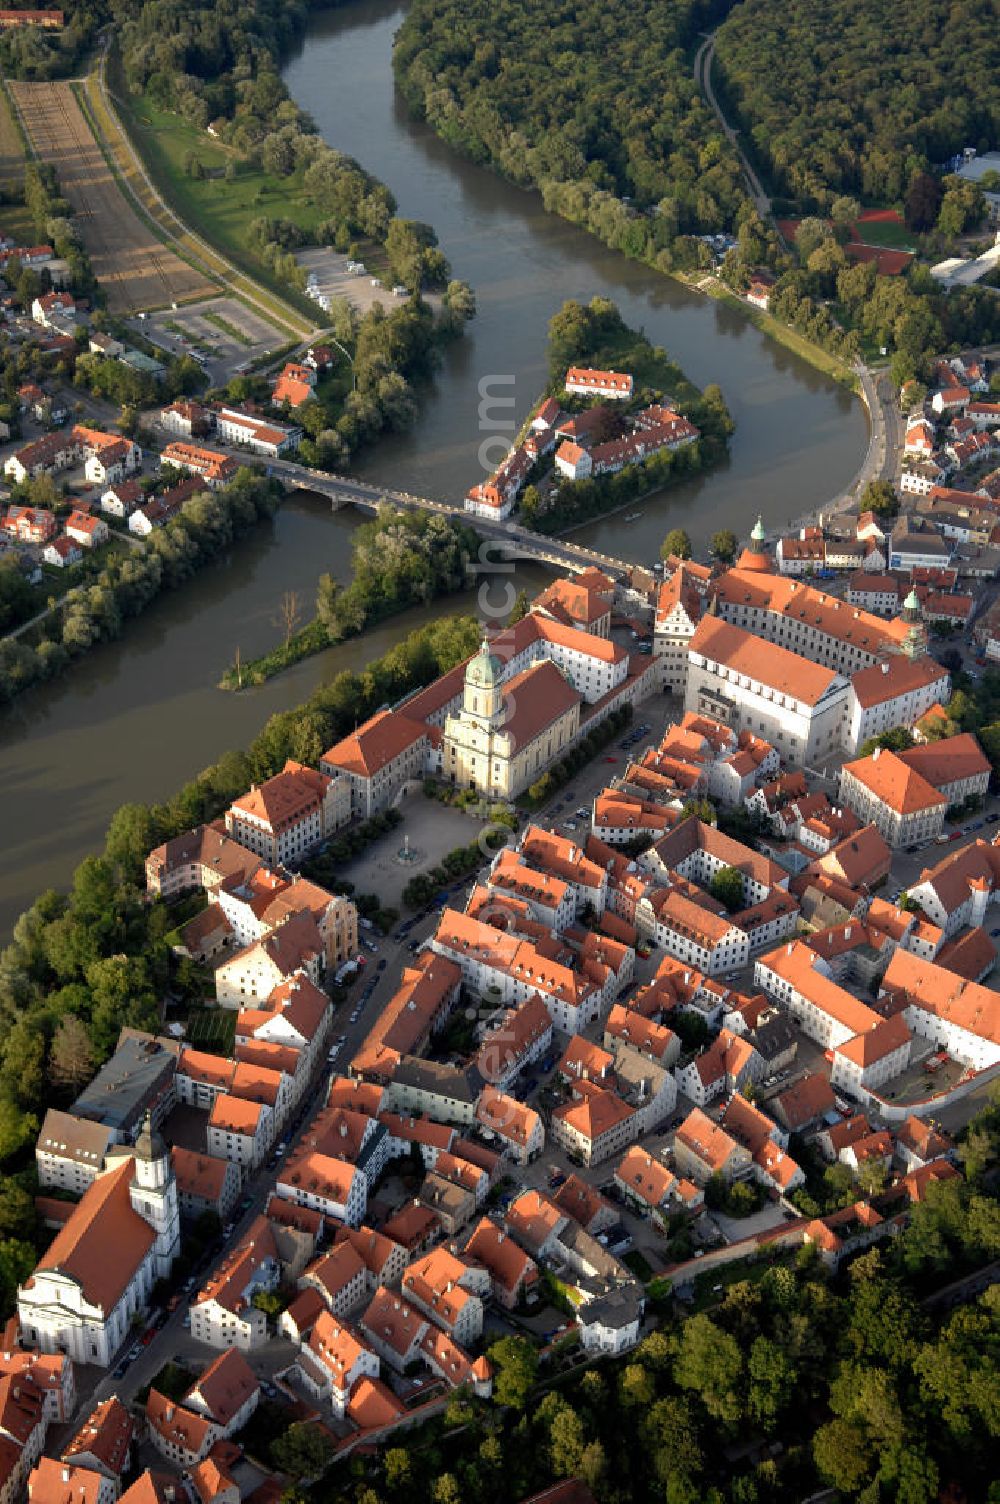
[0,0,866,940]
[283,0,868,562]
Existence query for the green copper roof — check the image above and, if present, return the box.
[466,638,503,687]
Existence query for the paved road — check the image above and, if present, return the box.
[693,34,771,221]
[175,440,642,582]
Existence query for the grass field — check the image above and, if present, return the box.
[118,88,330,289]
[87,61,316,338]
[853,219,916,252]
[0,84,25,195]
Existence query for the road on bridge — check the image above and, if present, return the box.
[225,449,641,581]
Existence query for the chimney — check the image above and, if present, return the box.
[873,747,881,759]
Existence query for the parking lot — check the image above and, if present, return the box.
[130,297,289,385]
[295,246,410,318]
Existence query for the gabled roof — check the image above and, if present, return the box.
[322,710,426,778]
[27,1157,154,1313]
[62,1394,133,1474]
[882,948,1000,1045]
[689,615,843,706]
[842,750,946,815]
[186,1348,258,1427]
[614,1146,675,1205]
[229,761,330,834]
[774,1072,835,1128]
[28,1459,109,1504]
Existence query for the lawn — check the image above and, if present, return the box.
[689,1247,798,1312]
[622,1248,655,1282]
[121,90,328,270]
[184,1006,237,1055]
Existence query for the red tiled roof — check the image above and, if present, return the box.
[28,1158,155,1312]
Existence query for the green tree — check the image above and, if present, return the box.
[548,1402,586,1477]
[813,1418,872,1494]
[861,478,898,517]
[709,864,744,912]
[619,1363,654,1408]
[710,528,738,562]
[0,1180,35,1241]
[0,1098,38,1167]
[487,1334,538,1408]
[674,1313,744,1425]
[0,1238,36,1317]
[104,803,158,883]
[661,528,692,561]
[271,1422,333,1480]
[747,1337,796,1429]
[1,1019,45,1110]
[383,1449,412,1494]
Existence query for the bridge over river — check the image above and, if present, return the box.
[266,454,637,579]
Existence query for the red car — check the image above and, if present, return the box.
[141,1328,156,1346]
[603,756,617,763]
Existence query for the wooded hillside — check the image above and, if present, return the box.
[714,0,1000,208]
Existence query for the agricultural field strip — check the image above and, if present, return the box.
[86,58,318,340]
[9,80,214,313]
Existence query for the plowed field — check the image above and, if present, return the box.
[11,81,214,313]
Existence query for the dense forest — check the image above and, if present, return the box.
[714,0,1000,208]
[394,0,748,265]
[712,207,1000,380]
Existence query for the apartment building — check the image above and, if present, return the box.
[224,759,348,865]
